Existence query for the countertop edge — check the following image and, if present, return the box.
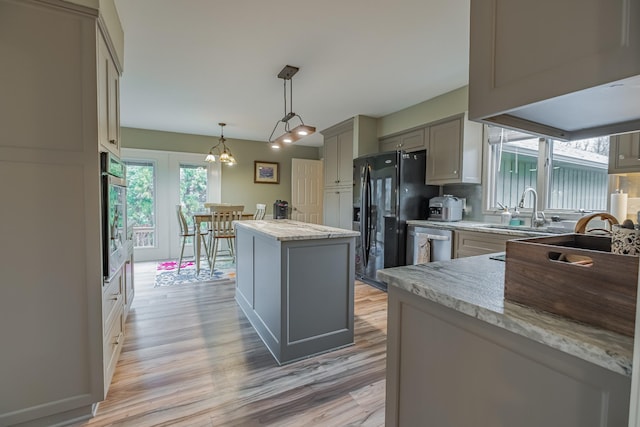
[235,219,359,241]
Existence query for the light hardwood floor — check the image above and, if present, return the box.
[77,262,388,426]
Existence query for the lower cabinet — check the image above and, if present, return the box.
[123,249,134,321]
[102,267,125,395]
[323,188,353,230]
[454,230,513,258]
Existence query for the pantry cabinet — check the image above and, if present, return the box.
[0,1,124,425]
[426,113,483,185]
[322,116,377,228]
[609,132,640,173]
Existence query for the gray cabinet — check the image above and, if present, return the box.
[324,126,353,188]
[234,222,356,365]
[379,128,425,153]
[322,117,377,229]
[609,132,640,173]
[454,230,512,258]
[469,0,640,140]
[323,188,352,230]
[0,1,124,425]
[426,113,483,185]
[386,286,631,427]
[98,30,121,156]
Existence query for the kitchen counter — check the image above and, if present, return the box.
[377,254,633,376]
[235,220,356,365]
[407,219,571,237]
[234,219,359,241]
[379,255,632,426]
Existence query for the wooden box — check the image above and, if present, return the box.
[504,234,639,337]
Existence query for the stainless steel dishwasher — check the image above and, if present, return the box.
[406,225,453,264]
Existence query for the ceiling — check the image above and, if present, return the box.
[113,0,471,147]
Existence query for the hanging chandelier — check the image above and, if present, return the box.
[205,122,236,165]
[268,65,316,149]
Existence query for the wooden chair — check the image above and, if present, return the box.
[209,205,244,274]
[176,205,210,273]
[254,203,266,220]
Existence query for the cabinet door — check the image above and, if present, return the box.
[324,135,339,187]
[609,132,640,173]
[336,129,354,186]
[323,189,353,230]
[380,136,400,152]
[98,34,120,156]
[399,129,425,152]
[107,59,120,154]
[427,117,462,184]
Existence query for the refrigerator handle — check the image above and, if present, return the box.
[363,165,371,267]
[365,165,374,266]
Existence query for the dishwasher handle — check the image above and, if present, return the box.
[416,232,450,241]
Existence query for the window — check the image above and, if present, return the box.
[179,163,208,232]
[125,160,156,248]
[486,126,610,213]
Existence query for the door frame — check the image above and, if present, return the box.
[121,148,221,262]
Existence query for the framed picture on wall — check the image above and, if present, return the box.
[254,161,280,184]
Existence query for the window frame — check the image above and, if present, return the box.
[482,126,615,220]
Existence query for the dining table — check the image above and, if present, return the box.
[193,211,254,273]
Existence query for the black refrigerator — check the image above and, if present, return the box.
[353,150,439,290]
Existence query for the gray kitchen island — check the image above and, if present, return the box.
[234,219,359,365]
[378,255,633,427]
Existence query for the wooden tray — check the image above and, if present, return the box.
[504,234,639,336]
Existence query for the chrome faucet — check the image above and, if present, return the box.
[518,187,546,227]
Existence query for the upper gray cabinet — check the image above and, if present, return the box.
[609,132,640,173]
[379,128,425,153]
[323,123,354,188]
[469,0,640,140]
[426,113,483,185]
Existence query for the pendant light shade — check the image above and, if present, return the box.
[205,122,236,165]
[268,65,316,148]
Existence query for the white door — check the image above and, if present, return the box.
[291,158,323,224]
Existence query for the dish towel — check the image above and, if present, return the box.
[415,233,431,264]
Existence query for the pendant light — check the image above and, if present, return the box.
[268,65,316,149]
[205,122,236,165]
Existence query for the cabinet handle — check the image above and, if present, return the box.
[114,332,123,345]
[109,293,120,301]
[109,139,117,145]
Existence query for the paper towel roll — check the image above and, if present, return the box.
[611,192,628,223]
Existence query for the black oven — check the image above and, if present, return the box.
[101,152,127,281]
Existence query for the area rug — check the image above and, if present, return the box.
[154,258,236,287]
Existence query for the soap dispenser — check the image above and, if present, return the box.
[498,203,512,225]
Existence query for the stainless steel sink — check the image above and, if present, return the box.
[481,224,572,234]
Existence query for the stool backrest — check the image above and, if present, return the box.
[254,203,266,220]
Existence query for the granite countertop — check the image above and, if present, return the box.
[407,219,574,237]
[377,255,634,377]
[235,219,359,241]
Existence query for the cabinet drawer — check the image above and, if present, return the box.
[455,231,512,258]
[103,270,124,328]
[103,305,124,389]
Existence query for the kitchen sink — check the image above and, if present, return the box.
[482,224,573,234]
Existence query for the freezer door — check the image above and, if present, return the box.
[364,152,398,281]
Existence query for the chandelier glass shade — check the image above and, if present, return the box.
[268,65,316,149]
[205,122,236,165]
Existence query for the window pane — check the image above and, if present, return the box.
[492,138,540,210]
[179,164,208,231]
[549,138,609,211]
[125,160,156,248]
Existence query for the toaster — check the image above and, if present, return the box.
[428,195,463,222]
